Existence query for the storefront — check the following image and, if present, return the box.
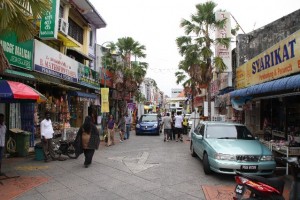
[32,39,101,137]
[230,29,300,161]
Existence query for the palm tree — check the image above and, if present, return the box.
[102,37,148,101]
[177,1,231,120]
[0,0,51,73]
[116,37,146,66]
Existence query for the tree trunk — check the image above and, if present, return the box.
[0,44,11,74]
[207,82,211,121]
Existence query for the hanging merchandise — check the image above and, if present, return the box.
[39,94,71,136]
[21,103,35,147]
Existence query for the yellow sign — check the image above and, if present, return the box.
[236,30,300,89]
[101,88,109,113]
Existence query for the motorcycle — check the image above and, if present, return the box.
[52,133,77,159]
[233,157,300,200]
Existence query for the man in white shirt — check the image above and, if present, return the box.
[40,112,56,162]
[174,111,184,142]
[0,113,7,175]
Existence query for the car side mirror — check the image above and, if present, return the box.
[195,135,203,140]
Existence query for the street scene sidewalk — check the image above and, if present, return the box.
[0,133,293,200]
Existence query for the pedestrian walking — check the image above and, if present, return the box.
[183,114,188,135]
[124,113,132,140]
[40,112,56,162]
[0,113,7,176]
[106,114,115,146]
[174,111,184,142]
[171,112,176,140]
[74,116,100,168]
[161,112,172,142]
[118,114,125,142]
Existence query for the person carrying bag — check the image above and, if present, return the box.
[74,116,100,168]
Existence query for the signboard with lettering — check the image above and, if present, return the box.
[236,30,300,89]
[39,0,60,39]
[33,39,78,82]
[0,33,33,70]
[215,12,232,72]
[101,88,109,113]
[100,68,113,88]
[78,63,100,90]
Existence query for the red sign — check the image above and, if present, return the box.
[194,96,204,107]
[100,68,113,88]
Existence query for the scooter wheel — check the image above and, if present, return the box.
[67,143,76,159]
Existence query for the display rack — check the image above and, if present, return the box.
[261,140,300,174]
[272,130,285,139]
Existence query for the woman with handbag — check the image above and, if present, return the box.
[74,116,100,168]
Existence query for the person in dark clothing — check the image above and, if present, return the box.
[171,112,176,140]
[75,116,100,168]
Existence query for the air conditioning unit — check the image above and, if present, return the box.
[59,18,69,35]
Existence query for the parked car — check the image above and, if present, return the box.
[135,114,161,135]
[190,121,276,175]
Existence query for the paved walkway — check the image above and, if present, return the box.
[1,132,293,200]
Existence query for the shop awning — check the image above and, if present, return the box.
[32,72,80,91]
[68,91,97,99]
[4,69,35,80]
[67,48,92,61]
[58,33,80,47]
[230,74,300,98]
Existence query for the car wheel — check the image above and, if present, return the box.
[203,153,212,175]
[190,142,196,157]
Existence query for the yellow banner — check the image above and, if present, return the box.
[101,88,109,113]
[236,30,300,89]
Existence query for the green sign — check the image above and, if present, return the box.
[39,0,60,39]
[78,63,100,90]
[0,33,33,70]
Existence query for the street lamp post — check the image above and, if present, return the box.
[100,41,111,134]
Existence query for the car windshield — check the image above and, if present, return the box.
[141,115,157,122]
[206,125,255,140]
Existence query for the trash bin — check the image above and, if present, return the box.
[15,131,31,157]
[34,142,44,161]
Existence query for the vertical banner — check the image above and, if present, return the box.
[215,12,232,72]
[39,0,60,39]
[101,88,109,113]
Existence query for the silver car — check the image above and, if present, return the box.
[190,121,276,175]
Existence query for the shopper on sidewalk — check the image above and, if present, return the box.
[161,112,172,142]
[74,116,100,168]
[171,112,176,140]
[118,114,125,142]
[0,113,6,176]
[124,113,132,140]
[174,111,184,142]
[182,114,188,135]
[106,114,115,146]
[40,112,56,162]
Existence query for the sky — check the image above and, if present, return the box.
[89,0,299,97]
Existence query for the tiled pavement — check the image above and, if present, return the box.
[1,132,293,200]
